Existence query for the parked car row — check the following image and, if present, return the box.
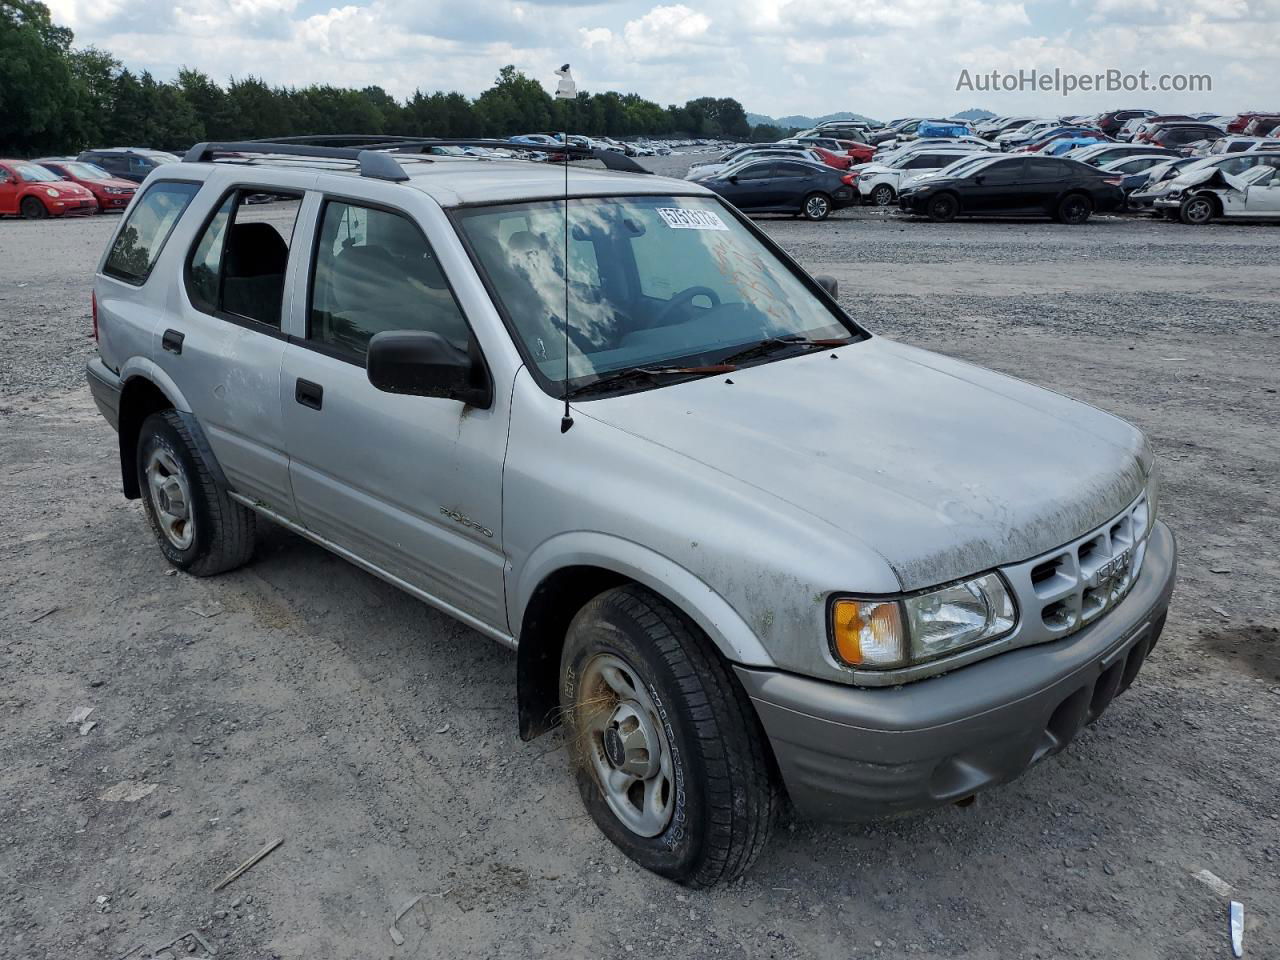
[0,146,180,218]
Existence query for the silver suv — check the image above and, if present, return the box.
[87,140,1176,887]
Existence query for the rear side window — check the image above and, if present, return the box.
[308,201,471,361]
[1027,159,1065,179]
[103,181,201,285]
[185,189,303,328]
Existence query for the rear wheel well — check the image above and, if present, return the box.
[118,377,173,498]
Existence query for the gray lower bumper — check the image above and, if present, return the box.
[736,520,1177,821]
[86,357,122,431]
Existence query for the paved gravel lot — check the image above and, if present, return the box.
[2,156,1277,960]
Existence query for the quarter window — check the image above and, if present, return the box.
[308,201,471,361]
[104,181,201,285]
[184,190,302,328]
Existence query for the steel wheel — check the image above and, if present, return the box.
[1181,197,1214,225]
[870,184,894,206]
[144,446,195,550]
[803,193,831,220]
[576,652,675,838]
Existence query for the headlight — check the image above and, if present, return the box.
[46,188,60,197]
[106,187,132,195]
[1166,190,1182,200]
[831,573,1016,670]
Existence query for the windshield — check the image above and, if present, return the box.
[455,194,858,393]
[63,162,112,179]
[15,163,62,182]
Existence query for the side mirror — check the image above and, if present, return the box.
[728,175,739,183]
[974,174,986,184]
[367,331,492,408]
[815,275,838,299]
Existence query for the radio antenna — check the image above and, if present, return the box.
[554,64,577,433]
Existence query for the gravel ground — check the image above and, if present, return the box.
[1,157,1278,960]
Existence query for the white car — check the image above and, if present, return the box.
[686,148,826,180]
[1065,143,1177,167]
[1097,155,1183,177]
[1155,163,1280,223]
[1204,136,1280,156]
[1131,152,1280,210]
[857,149,983,205]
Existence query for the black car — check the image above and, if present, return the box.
[700,158,854,220]
[76,148,180,183]
[898,155,1125,224]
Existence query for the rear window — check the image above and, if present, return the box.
[103,181,201,285]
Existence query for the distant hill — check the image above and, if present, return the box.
[747,110,881,130]
[954,107,996,120]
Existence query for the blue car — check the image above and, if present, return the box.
[917,122,970,139]
[1045,137,1106,156]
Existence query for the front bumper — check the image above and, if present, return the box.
[736,520,1176,821]
[87,357,122,431]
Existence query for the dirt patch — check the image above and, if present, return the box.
[1197,623,1280,682]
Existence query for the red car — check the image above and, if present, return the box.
[34,158,137,212]
[0,159,98,219]
[1227,112,1280,135]
[835,140,875,163]
[811,146,853,170]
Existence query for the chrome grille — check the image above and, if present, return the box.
[1002,494,1150,645]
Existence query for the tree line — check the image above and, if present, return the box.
[1,0,780,157]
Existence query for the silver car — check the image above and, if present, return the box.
[87,141,1176,887]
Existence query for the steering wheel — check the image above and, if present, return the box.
[655,286,722,327]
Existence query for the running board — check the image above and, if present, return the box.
[228,492,517,650]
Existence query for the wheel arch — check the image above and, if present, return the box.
[116,362,222,500]
[512,534,777,741]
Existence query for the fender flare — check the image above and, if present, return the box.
[116,361,227,496]
[513,532,777,668]
[119,356,192,412]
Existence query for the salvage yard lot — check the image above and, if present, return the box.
[2,166,1278,958]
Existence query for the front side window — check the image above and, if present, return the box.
[455,195,860,393]
[734,163,773,181]
[981,159,1025,183]
[104,181,201,285]
[309,201,471,361]
[185,190,302,327]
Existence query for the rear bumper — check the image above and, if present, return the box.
[86,357,122,431]
[736,520,1177,821]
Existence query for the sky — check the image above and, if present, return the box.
[44,0,1280,121]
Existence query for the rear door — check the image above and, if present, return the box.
[154,179,304,515]
[279,187,509,631]
[1023,157,1068,212]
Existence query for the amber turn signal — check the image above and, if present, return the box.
[831,598,907,668]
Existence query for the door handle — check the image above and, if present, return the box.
[295,378,323,411]
[162,329,184,355]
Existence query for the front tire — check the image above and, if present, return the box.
[1179,195,1216,225]
[136,410,256,576]
[20,197,48,220]
[802,192,832,220]
[869,184,895,206]
[927,193,958,222]
[560,585,777,887]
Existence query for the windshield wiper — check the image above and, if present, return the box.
[717,335,854,367]
[567,364,735,398]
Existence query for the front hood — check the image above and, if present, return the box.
[96,178,136,190]
[580,337,1148,592]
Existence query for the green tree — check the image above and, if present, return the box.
[0,0,80,153]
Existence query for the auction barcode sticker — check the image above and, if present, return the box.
[656,207,729,231]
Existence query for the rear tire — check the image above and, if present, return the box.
[559,585,777,887]
[927,193,958,222]
[136,410,256,576]
[802,192,832,220]
[1055,192,1093,224]
[20,197,48,220]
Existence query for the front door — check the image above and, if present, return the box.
[280,195,508,631]
[1244,169,1280,216]
[0,165,16,215]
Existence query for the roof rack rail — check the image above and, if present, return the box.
[183,135,653,178]
[183,141,412,182]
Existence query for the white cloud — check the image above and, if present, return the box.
[43,0,1280,120]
